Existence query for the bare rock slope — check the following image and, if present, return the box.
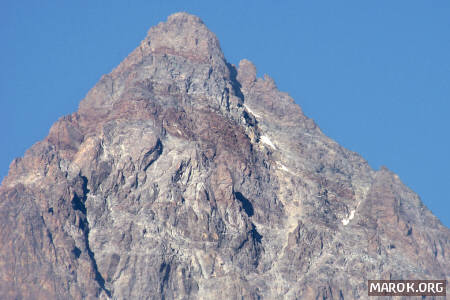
[1,12,449,299]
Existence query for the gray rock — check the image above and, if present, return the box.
[1,12,448,299]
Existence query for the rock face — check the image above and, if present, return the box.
[1,12,449,299]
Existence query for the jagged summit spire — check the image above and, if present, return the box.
[1,12,449,300]
[166,12,204,25]
[143,12,224,62]
[80,12,229,117]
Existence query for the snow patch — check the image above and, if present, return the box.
[244,104,261,118]
[276,161,297,176]
[278,163,289,172]
[342,209,356,226]
[260,135,276,149]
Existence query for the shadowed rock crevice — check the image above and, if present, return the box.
[84,223,111,297]
[250,223,262,244]
[72,247,81,259]
[234,191,254,217]
[242,110,257,127]
[141,139,163,171]
[71,194,86,214]
[159,262,171,299]
[75,175,111,297]
[71,175,89,214]
[226,62,245,101]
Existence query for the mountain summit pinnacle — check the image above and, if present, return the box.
[1,13,449,300]
[143,12,225,63]
[79,12,232,119]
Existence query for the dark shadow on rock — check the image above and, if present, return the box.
[234,191,254,217]
[72,247,82,259]
[71,194,86,215]
[142,139,163,171]
[74,175,111,297]
[226,62,244,101]
[251,223,262,243]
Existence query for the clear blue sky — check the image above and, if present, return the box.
[1,1,449,227]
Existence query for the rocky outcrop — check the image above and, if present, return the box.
[1,12,448,299]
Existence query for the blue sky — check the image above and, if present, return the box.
[1,1,449,226]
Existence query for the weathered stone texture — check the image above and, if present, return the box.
[1,12,448,299]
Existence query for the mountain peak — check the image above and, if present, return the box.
[1,13,449,300]
[144,12,224,62]
[166,12,204,24]
[237,59,257,88]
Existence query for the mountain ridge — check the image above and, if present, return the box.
[1,12,448,299]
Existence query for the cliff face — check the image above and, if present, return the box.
[0,13,448,299]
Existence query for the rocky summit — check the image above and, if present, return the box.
[0,12,449,300]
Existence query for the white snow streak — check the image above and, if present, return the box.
[276,161,297,176]
[278,163,290,172]
[260,135,276,149]
[342,209,355,226]
[244,104,261,118]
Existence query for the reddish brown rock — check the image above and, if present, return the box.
[1,12,448,299]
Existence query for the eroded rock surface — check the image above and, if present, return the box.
[1,12,449,299]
